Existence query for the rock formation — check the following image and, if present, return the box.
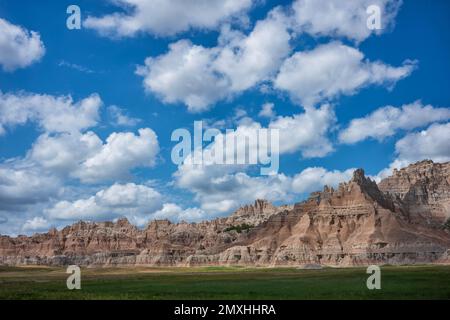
[378,160,450,224]
[1,160,449,267]
[225,199,293,226]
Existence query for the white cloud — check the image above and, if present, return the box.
[0,91,102,135]
[22,217,50,232]
[46,183,163,224]
[274,42,416,107]
[269,104,336,157]
[78,128,160,183]
[137,9,412,111]
[28,131,103,176]
[291,167,355,193]
[0,18,45,71]
[214,9,291,92]
[174,107,336,196]
[339,101,450,144]
[171,106,349,213]
[0,89,160,231]
[152,203,207,222]
[182,105,335,175]
[394,122,450,164]
[108,105,141,126]
[84,0,253,37]
[136,8,291,112]
[374,122,450,181]
[58,60,94,74]
[29,128,160,184]
[174,158,354,215]
[136,40,229,112]
[174,163,292,214]
[292,0,402,42]
[0,166,61,211]
[0,90,162,231]
[258,102,275,118]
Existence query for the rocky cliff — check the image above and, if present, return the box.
[1,160,449,267]
[378,160,450,224]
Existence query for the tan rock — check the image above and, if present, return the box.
[1,160,449,267]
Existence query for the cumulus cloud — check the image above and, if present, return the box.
[136,7,411,110]
[29,128,160,184]
[22,217,50,232]
[78,128,160,183]
[395,122,450,164]
[292,0,402,42]
[258,103,275,118]
[0,166,61,211]
[136,40,229,112]
[339,101,450,144]
[0,88,161,231]
[0,18,45,71]
[180,105,335,173]
[274,42,416,107]
[84,0,253,37]
[214,10,291,92]
[0,127,160,230]
[152,203,207,222]
[0,91,102,135]
[174,163,291,214]
[171,106,348,213]
[27,131,101,180]
[136,8,291,112]
[108,105,141,127]
[46,183,163,224]
[374,122,450,181]
[269,104,336,157]
[0,90,157,183]
[174,157,354,214]
[0,91,103,216]
[291,167,355,193]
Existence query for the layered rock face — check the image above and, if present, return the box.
[0,200,283,266]
[222,168,450,266]
[225,199,293,226]
[378,160,450,223]
[1,161,449,267]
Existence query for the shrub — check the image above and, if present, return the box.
[224,223,253,233]
[444,218,450,231]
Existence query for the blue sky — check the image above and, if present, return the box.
[0,0,449,235]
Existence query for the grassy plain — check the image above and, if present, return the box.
[0,265,449,300]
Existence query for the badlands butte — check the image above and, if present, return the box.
[1,160,450,267]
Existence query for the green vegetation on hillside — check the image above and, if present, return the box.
[224,223,253,233]
[444,218,450,231]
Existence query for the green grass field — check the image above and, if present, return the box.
[0,265,449,300]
